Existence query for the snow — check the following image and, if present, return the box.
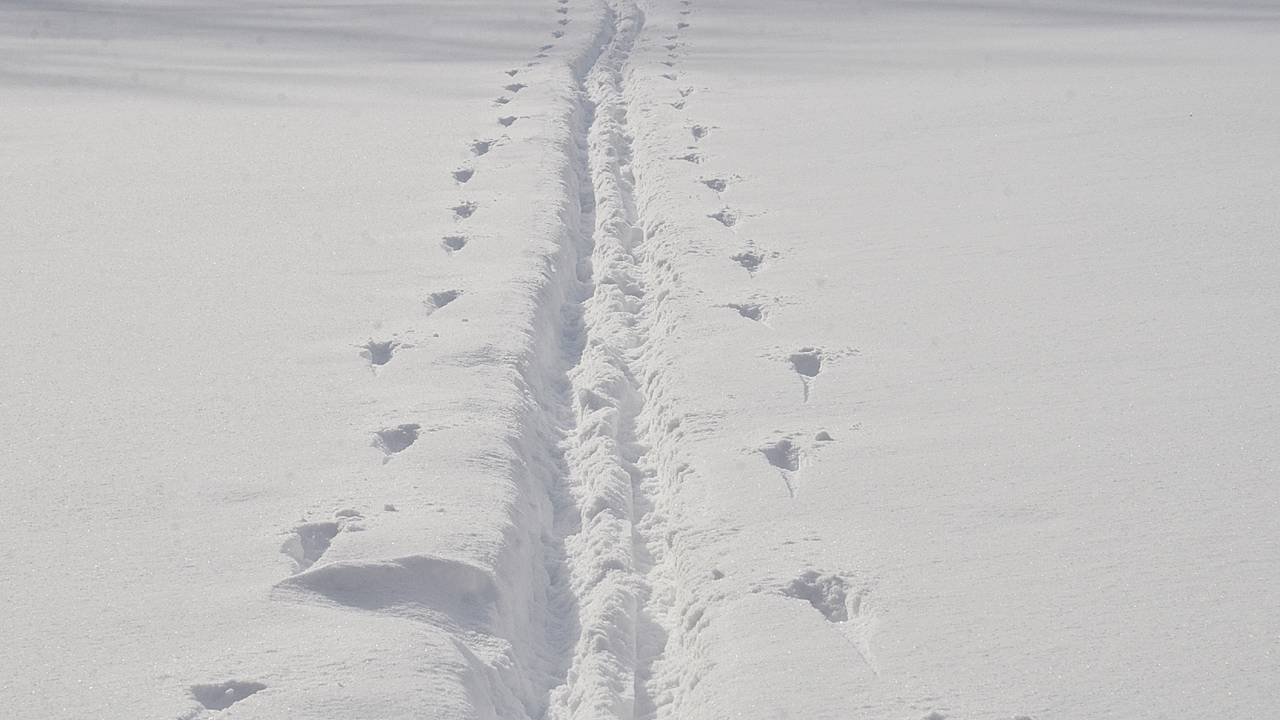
[2,0,1278,718]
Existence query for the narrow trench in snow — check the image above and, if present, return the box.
[541,3,667,719]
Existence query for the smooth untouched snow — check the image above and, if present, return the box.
[3,1,1278,719]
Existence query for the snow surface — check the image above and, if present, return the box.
[2,1,1278,718]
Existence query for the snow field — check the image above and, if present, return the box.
[3,0,1279,718]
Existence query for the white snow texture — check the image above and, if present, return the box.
[2,0,1278,719]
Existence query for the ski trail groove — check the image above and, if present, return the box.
[541,2,681,718]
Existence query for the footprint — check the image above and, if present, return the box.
[783,570,854,622]
[498,115,518,127]
[558,17,570,25]
[360,339,399,366]
[727,302,763,321]
[190,681,267,711]
[441,235,468,253]
[452,201,478,219]
[552,29,564,38]
[556,6,568,13]
[678,21,690,28]
[664,43,679,51]
[731,250,764,274]
[790,347,822,378]
[471,139,497,156]
[540,44,554,51]
[505,69,520,76]
[452,167,474,184]
[708,208,737,227]
[504,83,527,93]
[662,61,676,68]
[662,73,678,81]
[425,289,461,314]
[676,151,702,163]
[281,510,366,571]
[691,125,709,140]
[494,96,512,105]
[679,86,695,97]
[281,520,340,571]
[669,100,686,110]
[701,177,728,192]
[790,347,823,401]
[762,438,800,472]
[762,437,800,497]
[374,423,420,458]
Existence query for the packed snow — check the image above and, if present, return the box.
[2,1,1278,718]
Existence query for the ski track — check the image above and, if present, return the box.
[543,2,685,718]
[535,1,714,717]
